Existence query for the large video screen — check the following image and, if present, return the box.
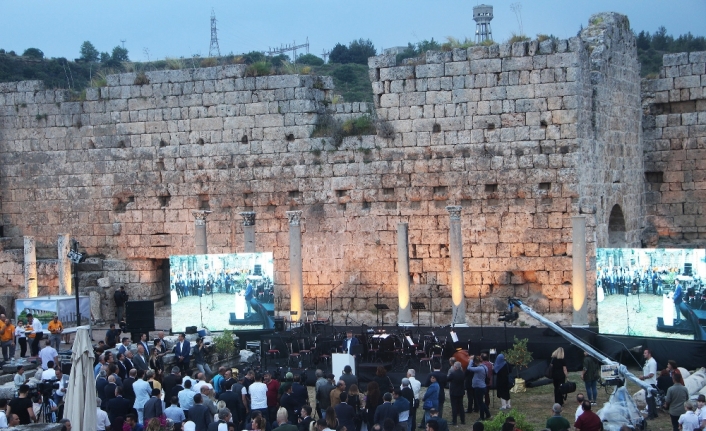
[169,253,275,332]
[596,248,706,340]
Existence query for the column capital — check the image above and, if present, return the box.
[239,211,256,226]
[445,205,462,220]
[192,210,212,225]
[286,210,303,226]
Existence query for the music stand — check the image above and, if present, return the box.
[374,304,389,328]
[411,302,426,330]
[289,310,298,330]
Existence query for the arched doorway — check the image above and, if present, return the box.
[608,204,627,247]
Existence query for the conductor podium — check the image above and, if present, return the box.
[332,353,356,376]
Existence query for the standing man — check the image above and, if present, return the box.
[392,389,411,430]
[406,369,422,430]
[39,339,58,370]
[174,333,191,374]
[114,286,129,323]
[245,280,254,316]
[263,371,280,424]
[1,317,16,362]
[340,330,359,355]
[640,349,658,420]
[27,314,43,357]
[673,280,684,324]
[47,315,63,351]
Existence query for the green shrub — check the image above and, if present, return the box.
[134,72,150,85]
[342,115,375,136]
[481,408,534,431]
[504,337,533,378]
[246,61,271,77]
[212,329,236,359]
[508,33,531,43]
[201,57,218,67]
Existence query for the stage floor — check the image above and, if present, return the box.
[169,293,264,332]
[596,292,692,339]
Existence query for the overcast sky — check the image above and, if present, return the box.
[2,0,704,62]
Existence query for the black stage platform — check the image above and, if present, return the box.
[232,323,706,380]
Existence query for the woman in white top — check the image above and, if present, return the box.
[14,320,26,358]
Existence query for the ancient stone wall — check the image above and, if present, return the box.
[642,51,706,247]
[0,13,646,326]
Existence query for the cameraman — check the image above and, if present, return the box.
[194,338,213,377]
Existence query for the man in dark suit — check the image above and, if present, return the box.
[107,386,133,424]
[339,365,358,390]
[162,367,181,407]
[340,330,359,354]
[122,369,137,403]
[335,392,356,431]
[374,393,399,427]
[188,393,213,431]
[138,333,150,354]
[123,351,135,372]
[174,333,191,374]
[133,345,149,371]
[280,384,300,425]
[218,385,241,424]
[115,355,128,380]
[103,376,118,410]
[298,405,313,431]
[143,388,164,423]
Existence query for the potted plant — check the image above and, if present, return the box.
[212,329,236,360]
[504,336,533,393]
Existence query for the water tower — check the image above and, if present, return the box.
[473,4,494,44]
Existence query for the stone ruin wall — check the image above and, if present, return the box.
[0,13,649,326]
[642,51,706,248]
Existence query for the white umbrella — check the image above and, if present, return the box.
[63,326,96,430]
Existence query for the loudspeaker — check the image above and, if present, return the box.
[684,263,693,276]
[61,363,72,376]
[254,264,262,276]
[125,301,155,333]
[274,317,285,332]
[185,326,197,334]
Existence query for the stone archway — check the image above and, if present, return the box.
[608,204,627,248]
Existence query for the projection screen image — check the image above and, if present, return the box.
[169,252,275,331]
[596,248,706,340]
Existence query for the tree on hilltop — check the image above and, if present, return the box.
[296,53,324,66]
[111,46,129,62]
[22,48,44,60]
[329,39,376,65]
[79,41,99,62]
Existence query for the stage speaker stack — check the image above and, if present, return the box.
[684,263,693,276]
[125,301,156,340]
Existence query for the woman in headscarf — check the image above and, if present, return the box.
[494,353,511,410]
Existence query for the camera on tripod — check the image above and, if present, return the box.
[498,311,519,322]
[37,379,59,398]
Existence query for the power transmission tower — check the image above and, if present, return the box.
[209,9,221,58]
[266,37,309,61]
[321,49,331,63]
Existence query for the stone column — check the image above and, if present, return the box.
[397,223,413,326]
[572,216,589,327]
[446,206,467,326]
[192,210,212,254]
[240,211,256,253]
[24,236,37,298]
[286,211,304,323]
[57,234,72,295]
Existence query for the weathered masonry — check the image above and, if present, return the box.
[0,12,704,326]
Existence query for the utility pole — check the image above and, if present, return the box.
[321,49,331,64]
[266,37,310,61]
[209,8,221,58]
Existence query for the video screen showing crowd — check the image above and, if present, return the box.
[169,253,275,331]
[596,248,706,340]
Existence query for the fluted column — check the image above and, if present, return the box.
[240,211,256,253]
[24,236,37,298]
[57,234,72,295]
[572,216,589,327]
[192,210,212,254]
[286,211,304,322]
[397,223,413,326]
[447,206,467,326]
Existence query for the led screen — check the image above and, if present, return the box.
[169,253,275,332]
[596,248,706,340]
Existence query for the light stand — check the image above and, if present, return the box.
[67,241,85,327]
[624,293,636,336]
[411,302,425,337]
[479,291,484,340]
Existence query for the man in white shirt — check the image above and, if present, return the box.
[39,340,58,370]
[27,314,43,357]
[245,374,268,418]
[40,361,57,380]
[96,398,111,431]
[407,369,422,427]
[192,372,213,393]
[640,349,658,419]
[574,393,585,421]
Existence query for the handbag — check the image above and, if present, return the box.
[560,380,577,395]
[544,359,554,379]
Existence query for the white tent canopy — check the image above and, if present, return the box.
[63,326,96,430]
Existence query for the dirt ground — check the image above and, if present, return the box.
[168,293,262,332]
[596,292,692,340]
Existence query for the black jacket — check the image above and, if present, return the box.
[189,403,213,431]
[448,369,466,397]
[335,402,356,431]
[373,402,398,426]
[107,396,133,423]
